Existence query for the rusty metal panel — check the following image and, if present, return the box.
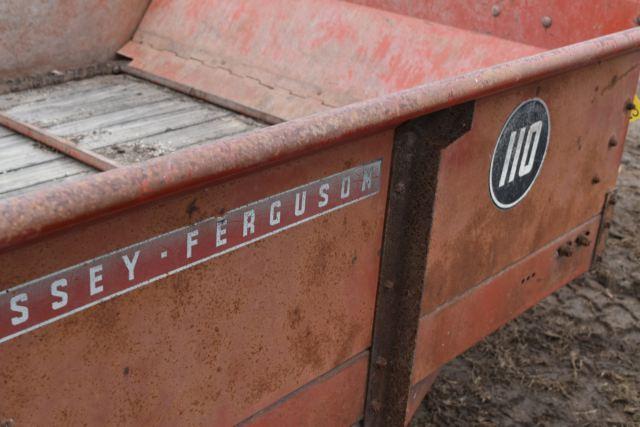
[2,29,639,252]
[592,190,618,265]
[120,0,541,120]
[239,352,369,427]
[404,371,439,426]
[412,216,600,384]
[0,133,391,425]
[421,52,640,315]
[347,0,640,49]
[364,104,474,427]
[0,0,150,79]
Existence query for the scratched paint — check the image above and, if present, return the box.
[0,160,381,344]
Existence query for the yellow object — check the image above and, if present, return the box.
[630,95,640,123]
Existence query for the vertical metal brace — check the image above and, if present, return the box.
[364,102,475,427]
[591,190,617,266]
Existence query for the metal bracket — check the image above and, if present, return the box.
[364,102,474,427]
[591,189,617,266]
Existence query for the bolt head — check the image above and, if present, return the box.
[591,176,601,185]
[576,235,591,247]
[491,5,501,17]
[557,243,573,257]
[541,16,552,28]
[375,356,388,368]
[608,136,618,148]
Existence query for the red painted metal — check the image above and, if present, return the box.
[412,217,599,383]
[239,352,369,426]
[0,0,150,79]
[0,112,120,171]
[0,2,639,425]
[593,191,618,264]
[0,133,391,425]
[404,371,439,425]
[420,51,639,316]
[119,0,542,120]
[0,161,380,343]
[347,0,640,49]
[2,28,640,251]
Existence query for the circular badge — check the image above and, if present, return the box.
[489,98,550,209]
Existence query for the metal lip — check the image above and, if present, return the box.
[1,27,640,250]
[489,97,551,210]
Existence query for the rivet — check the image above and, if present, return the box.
[608,136,618,148]
[491,5,501,17]
[541,16,552,28]
[375,356,388,368]
[576,235,591,247]
[557,244,573,257]
[591,176,601,185]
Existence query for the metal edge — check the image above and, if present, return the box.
[1,28,640,250]
[591,189,617,266]
[363,102,475,427]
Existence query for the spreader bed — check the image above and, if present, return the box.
[0,1,639,426]
[0,75,263,197]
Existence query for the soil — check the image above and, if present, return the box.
[411,121,640,426]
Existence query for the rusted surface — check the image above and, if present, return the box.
[404,372,439,426]
[0,0,149,79]
[592,190,618,265]
[347,0,640,49]
[239,352,369,426]
[0,161,381,343]
[412,216,600,383]
[421,51,640,315]
[2,28,640,252]
[0,112,120,171]
[364,103,474,427]
[120,0,541,120]
[0,133,391,424]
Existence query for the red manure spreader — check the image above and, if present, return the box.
[1,1,639,425]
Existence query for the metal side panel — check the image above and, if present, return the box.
[421,51,640,316]
[120,0,541,121]
[364,50,639,427]
[0,0,149,79]
[238,352,369,427]
[0,131,391,425]
[411,216,600,384]
[346,0,640,49]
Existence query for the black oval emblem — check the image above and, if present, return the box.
[490,98,550,209]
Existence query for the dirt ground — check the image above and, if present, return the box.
[412,120,640,425]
